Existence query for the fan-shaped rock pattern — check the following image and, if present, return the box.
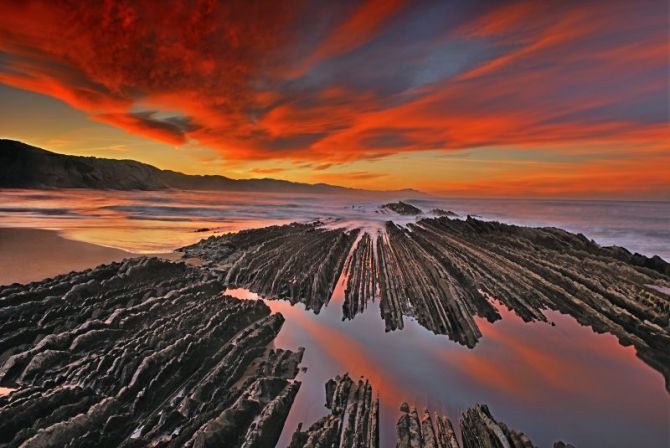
[0,257,303,447]
[181,217,670,389]
[378,218,670,388]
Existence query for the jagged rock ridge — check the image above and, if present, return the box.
[181,217,670,390]
[430,208,459,217]
[288,374,572,448]
[180,223,360,313]
[288,374,379,448]
[0,257,303,447]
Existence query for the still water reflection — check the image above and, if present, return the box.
[226,278,669,447]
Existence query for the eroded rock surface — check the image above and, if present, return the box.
[429,209,459,217]
[381,202,423,215]
[0,257,302,447]
[181,217,670,389]
[290,374,569,448]
[180,223,359,313]
[376,218,670,388]
[288,373,379,448]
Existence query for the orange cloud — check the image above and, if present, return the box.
[305,0,407,69]
[249,167,286,175]
[0,0,667,196]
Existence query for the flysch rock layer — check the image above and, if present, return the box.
[0,257,303,447]
[288,374,379,448]
[180,217,670,390]
[288,374,572,448]
[181,222,359,313]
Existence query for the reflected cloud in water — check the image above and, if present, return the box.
[226,280,669,448]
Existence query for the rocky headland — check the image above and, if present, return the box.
[0,139,420,196]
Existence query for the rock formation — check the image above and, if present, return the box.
[0,257,303,447]
[290,374,571,448]
[459,404,533,448]
[429,209,459,217]
[288,374,379,448]
[180,223,359,313]
[381,202,423,215]
[181,217,670,389]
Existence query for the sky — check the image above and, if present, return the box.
[0,0,668,198]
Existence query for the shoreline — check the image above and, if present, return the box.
[0,227,179,286]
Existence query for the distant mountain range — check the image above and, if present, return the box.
[0,139,421,195]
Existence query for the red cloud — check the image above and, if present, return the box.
[0,0,667,175]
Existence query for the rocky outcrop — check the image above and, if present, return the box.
[180,223,360,313]
[396,404,460,448]
[288,374,379,448]
[292,375,569,448]
[381,202,423,215]
[0,257,302,447]
[181,217,670,389]
[381,217,670,388]
[460,404,533,448]
[429,209,459,217]
[343,233,378,320]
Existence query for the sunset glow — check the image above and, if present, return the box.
[0,0,668,197]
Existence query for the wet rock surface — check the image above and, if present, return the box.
[381,202,423,215]
[180,223,359,313]
[288,374,379,448]
[0,257,303,447]
[429,209,459,217]
[289,374,569,448]
[182,217,670,389]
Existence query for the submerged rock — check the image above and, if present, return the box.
[0,257,302,447]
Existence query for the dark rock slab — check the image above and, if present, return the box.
[460,404,533,448]
[381,202,423,215]
[180,222,359,313]
[295,374,569,448]
[0,257,302,447]
[288,373,379,448]
[343,232,377,320]
[429,209,459,218]
[181,217,670,389]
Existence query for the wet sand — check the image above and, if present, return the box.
[0,227,136,285]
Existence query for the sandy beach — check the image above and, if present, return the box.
[0,228,136,285]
